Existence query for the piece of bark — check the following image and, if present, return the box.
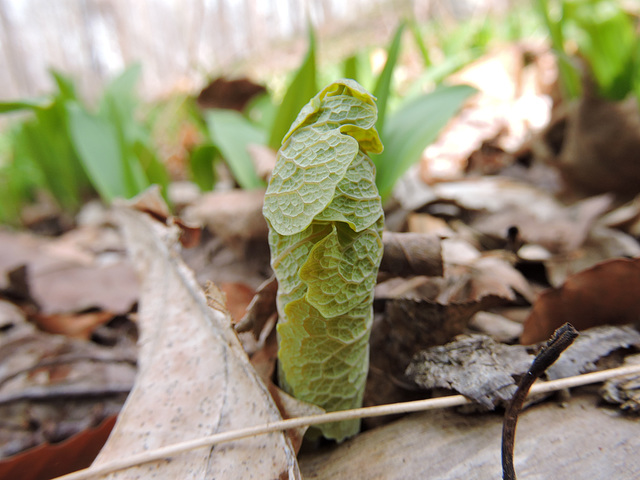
[547,325,640,380]
[405,335,533,409]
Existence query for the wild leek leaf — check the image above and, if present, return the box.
[263,79,384,442]
[373,84,477,202]
[267,28,317,149]
[205,109,266,189]
[67,104,132,202]
[373,22,405,134]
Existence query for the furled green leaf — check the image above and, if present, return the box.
[264,79,384,442]
[267,28,317,149]
[205,109,265,189]
[373,84,477,202]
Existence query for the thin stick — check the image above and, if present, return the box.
[54,363,640,480]
[502,323,579,480]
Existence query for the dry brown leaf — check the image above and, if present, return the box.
[0,415,117,480]
[521,257,640,344]
[0,302,133,459]
[420,44,554,183]
[543,226,640,287]
[236,276,278,339]
[196,77,266,111]
[182,189,269,247]
[472,193,613,254]
[33,311,114,339]
[0,229,138,315]
[547,91,640,199]
[90,200,300,478]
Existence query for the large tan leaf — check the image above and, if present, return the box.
[89,203,300,479]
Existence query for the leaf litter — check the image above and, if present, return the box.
[2,37,640,480]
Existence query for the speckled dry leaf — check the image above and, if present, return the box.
[91,202,300,479]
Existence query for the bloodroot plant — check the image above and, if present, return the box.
[263,79,384,441]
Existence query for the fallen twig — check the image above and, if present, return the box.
[502,323,579,480]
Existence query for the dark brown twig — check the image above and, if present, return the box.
[502,323,579,480]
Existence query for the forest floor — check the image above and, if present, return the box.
[1,39,640,480]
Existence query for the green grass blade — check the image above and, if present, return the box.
[373,84,476,202]
[267,29,317,149]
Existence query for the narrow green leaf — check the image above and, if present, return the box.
[267,29,317,149]
[373,84,477,202]
[206,109,265,189]
[536,0,581,99]
[132,141,170,200]
[50,70,79,101]
[67,104,129,202]
[189,144,219,191]
[408,20,431,67]
[0,98,51,113]
[342,54,359,81]
[372,23,405,134]
[19,106,85,210]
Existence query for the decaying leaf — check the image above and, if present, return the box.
[196,77,266,112]
[521,257,640,344]
[182,189,270,247]
[544,91,640,199]
[0,301,134,459]
[471,193,613,254]
[236,276,278,338]
[405,335,533,408]
[0,229,138,316]
[601,354,640,412]
[90,198,301,479]
[543,225,640,287]
[0,416,117,480]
